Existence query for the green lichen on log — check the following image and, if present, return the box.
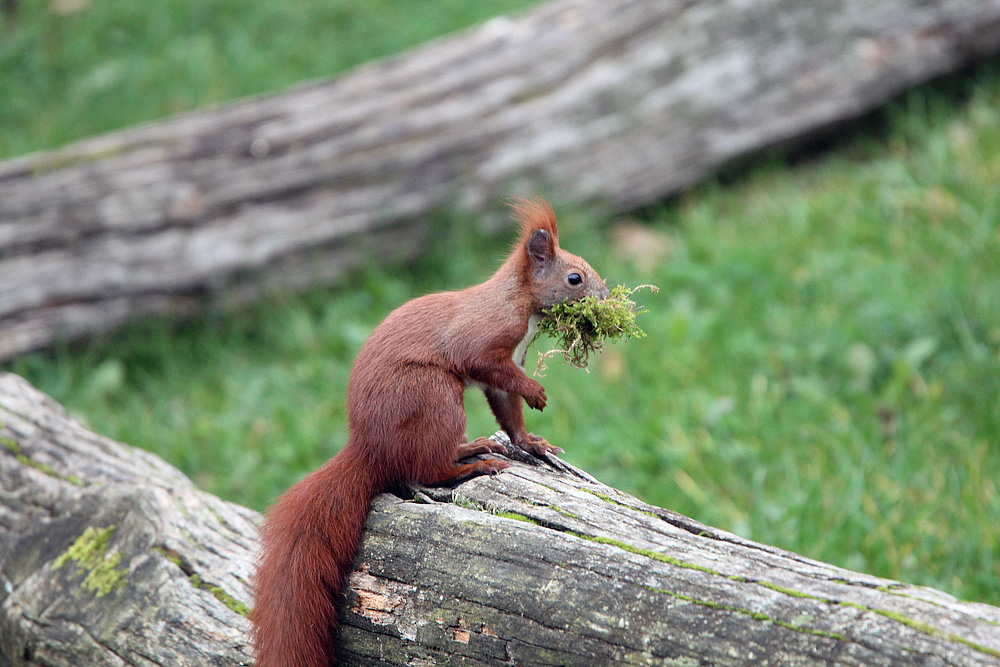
[533,284,657,374]
[494,511,540,525]
[1,434,21,454]
[645,585,848,642]
[2,431,84,485]
[52,525,128,597]
[581,488,659,518]
[570,529,1000,659]
[189,573,251,617]
[154,546,250,617]
[10,449,84,486]
[16,453,56,476]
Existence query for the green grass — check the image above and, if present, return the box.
[0,0,536,158]
[3,1,998,608]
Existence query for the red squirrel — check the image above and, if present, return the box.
[251,198,609,666]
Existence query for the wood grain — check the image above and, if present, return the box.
[2,372,999,665]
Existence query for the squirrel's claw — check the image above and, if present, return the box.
[521,433,563,456]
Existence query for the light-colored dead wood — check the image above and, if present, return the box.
[2,372,999,666]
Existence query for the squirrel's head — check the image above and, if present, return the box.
[511,198,610,311]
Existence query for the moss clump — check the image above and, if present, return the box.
[155,546,250,617]
[16,453,55,476]
[646,586,847,641]
[533,284,657,374]
[495,511,539,525]
[189,573,251,617]
[52,525,128,597]
[1,435,21,454]
[9,444,85,486]
[582,488,659,518]
[208,584,251,617]
[153,545,185,569]
[571,532,724,576]
[451,494,481,511]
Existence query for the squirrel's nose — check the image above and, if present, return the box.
[598,282,610,299]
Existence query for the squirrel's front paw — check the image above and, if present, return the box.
[524,381,547,411]
[480,458,511,476]
[521,433,563,456]
[470,436,510,455]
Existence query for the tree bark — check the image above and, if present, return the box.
[1,372,999,666]
[3,0,1000,360]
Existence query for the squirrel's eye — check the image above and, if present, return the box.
[567,272,583,286]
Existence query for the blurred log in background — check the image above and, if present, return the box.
[2,0,1000,359]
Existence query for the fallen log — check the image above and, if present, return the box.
[3,0,1000,360]
[1,372,999,665]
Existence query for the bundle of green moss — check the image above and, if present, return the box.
[532,284,658,375]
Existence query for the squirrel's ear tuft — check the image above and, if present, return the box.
[511,197,559,247]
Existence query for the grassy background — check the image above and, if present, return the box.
[0,0,535,158]
[3,1,998,606]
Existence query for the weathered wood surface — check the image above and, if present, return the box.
[2,373,999,666]
[3,0,1000,360]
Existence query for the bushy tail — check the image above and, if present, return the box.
[252,446,378,667]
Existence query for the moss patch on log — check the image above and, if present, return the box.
[646,585,848,642]
[2,435,84,486]
[189,573,251,617]
[570,530,1000,659]
[581,488,659,518]
[154,546,250,617]
[441,476,1000,659]
[52,525,128,597]
[1,434,21,454]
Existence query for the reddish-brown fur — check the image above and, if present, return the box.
[251,198,608,666]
